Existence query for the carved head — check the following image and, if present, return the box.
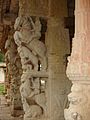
[14,16,33,31]
[14,16,24,30]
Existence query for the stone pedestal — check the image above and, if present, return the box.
[64,0,90,120]
[46,18,71,120]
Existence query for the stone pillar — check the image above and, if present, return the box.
[5,51,12,105]
[3,68,7,93]
[14,16,48,120]
[18,1,71,120]
[64,0,90,120]
[46,18,71,120]
[5,31,23,117]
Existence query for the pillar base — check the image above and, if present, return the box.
[64,80,90,120]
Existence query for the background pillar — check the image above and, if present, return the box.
[46,17,71,120]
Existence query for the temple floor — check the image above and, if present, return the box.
[0,95,23,120]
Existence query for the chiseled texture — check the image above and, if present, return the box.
[65,0,90,120]
[5,32,23,117]
[19,0,71,120]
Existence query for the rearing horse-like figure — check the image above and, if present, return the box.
[14,16,47,71]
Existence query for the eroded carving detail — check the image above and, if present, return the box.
[64,83,90,120]
[14,16,47,71]
[5,32,22,116]
[14,16,48,120]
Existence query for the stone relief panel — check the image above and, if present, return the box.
[14,16,48,120]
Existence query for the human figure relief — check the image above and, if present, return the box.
[14,16,47,71]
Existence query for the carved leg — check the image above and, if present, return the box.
[14,31,22,46]
[21,96,30,112]
[40,56,47,71]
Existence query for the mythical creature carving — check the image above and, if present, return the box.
[19,70,47,119]
[14,16,47,71]
[14,16,48,120]
[17,45,38,71]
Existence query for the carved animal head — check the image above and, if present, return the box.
[14,16,23,30]
[14,16,33,31]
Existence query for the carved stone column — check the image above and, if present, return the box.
[4,63,11,104]
[5,31,23,117]
[18,1,71,120]
[64,0,90,120]
[14,16,48,120]
[46,18,71,120]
